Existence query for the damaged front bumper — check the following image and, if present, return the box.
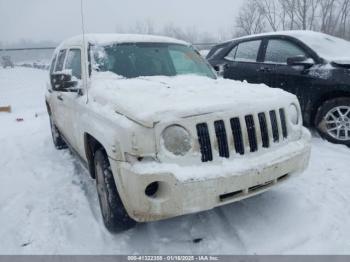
[109,128,311,222]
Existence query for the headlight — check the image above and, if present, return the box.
[289,104,299,125]
[161,125,192,156]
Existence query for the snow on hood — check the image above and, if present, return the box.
[332,60,350,67]
[90,72,295,127]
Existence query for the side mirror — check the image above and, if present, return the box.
[51,72,79,92]
[287,56,314,68]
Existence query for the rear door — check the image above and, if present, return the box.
[223,39,263,84]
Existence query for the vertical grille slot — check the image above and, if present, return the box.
[196,123,213,162]
[230,117,244,155]
[245,115,258,152]
[269,110,279,143]
[258,112,269,148]
[214,120,230,158]
[279,108,288,139]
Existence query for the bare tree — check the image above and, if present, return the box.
[129,19,155,35]
[234,0,350,40]
[161,23,187,40]
[293,0,320,30]
[256,0,280,31]
[235,0,266,36]
[320,0,339,34]
[337,0,350,38]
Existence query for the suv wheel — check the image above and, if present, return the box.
[49,116,68,149]
[94,149,136,233]
[315,98,350,146]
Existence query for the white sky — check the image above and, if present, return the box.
[0,0,244,44]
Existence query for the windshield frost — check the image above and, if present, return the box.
[92,43,216,79]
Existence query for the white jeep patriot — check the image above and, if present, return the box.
[46,34,311,232]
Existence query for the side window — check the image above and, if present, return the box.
[265,39,307,64]
[65,49,82,79]
[50,55,57,74]
[55,49,67,72]
[234,40,261,62]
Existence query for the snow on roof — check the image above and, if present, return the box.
[61,34,189,47]
[225,30,350,61]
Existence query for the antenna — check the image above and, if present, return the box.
[80,0,89,103]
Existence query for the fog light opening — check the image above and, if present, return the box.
[145,182,159,198]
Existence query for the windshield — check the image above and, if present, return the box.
[92,43,216,79]
[293,32,350,60]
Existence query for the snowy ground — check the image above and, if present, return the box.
[1,67,350,255]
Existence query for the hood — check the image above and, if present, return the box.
[331,60,350,68]
[90,72,295,127]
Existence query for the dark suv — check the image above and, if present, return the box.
[207,31,350,146]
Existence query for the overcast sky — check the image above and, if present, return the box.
[0,0,244,44]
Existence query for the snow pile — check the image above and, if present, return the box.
[90,73,295,125]
[1,68,350,254]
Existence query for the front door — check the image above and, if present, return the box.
[260,38,316,111]
[50,49,68,135]
[58,47,83,150]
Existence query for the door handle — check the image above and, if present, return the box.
[57,94,63,101]
[257,67,273,73]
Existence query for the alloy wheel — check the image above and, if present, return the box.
[324,106,350,141]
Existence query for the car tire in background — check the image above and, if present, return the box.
[94,149,136,233]
[49,116,68,150]
[315,97,350,146]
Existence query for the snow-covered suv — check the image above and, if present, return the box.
[46,34,311,232]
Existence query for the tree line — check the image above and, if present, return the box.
[235,0,350,39]
[2,0,349,50]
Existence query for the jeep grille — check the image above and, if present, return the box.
[196,108,288,162]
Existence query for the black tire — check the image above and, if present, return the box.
[94,149,136,233]
[315,97,350,146]
[49,116,68,150]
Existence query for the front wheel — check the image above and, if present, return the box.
[94,149,136,233]
[315,98,350,146]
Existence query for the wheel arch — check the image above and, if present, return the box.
[84,133,107,179]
